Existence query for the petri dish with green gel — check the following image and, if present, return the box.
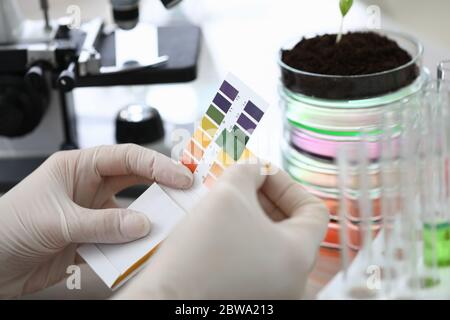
[423,222,450,267]
[281,71,428,138]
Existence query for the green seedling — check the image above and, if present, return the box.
[336,0,354,43]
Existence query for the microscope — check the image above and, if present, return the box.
[0,0,200,191]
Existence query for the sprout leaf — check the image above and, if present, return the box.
[340,0,354,17]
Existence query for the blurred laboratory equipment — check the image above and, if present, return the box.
[279,30,427,250]
[115,101,171,156]
[319,67,450,299]
[0,0,201,193]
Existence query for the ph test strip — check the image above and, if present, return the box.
[244,101,264,122]
[220,80,239,101]
[77,73,269,290]
[213,93,232,113]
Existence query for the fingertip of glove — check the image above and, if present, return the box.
[176,164,194,188]
[123,213,152,239]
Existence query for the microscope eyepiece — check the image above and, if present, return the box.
[110,0,183,30]
[161,0,183,9]
[112,6,139,30]
[111,0,140,30]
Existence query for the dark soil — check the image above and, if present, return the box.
[282,32,413,76]
[280,32,419,100]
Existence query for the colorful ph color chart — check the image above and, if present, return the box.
[163,73,269,212]
[77,74,269,289]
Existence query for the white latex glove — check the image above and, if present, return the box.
[0,144,193,298]
[117,164,329,299]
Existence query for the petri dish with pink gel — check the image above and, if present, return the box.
[289,128,400,160]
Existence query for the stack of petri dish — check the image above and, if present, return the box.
[278,30,427,250]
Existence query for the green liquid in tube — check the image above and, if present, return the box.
[423,222,450,267]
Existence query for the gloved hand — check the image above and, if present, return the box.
[0,144,193,298]
[116,164,329,299]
